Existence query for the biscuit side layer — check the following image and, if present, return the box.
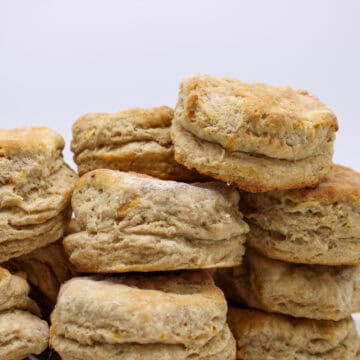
[216,249,360,320]
[171,121,333,192]
[228,308,358,360]
[242,190,360,264]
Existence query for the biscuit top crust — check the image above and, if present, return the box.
[71,106,174,154]
[73,106,173,129]
[76,168,173,191]
[176,75,338,160]
[74,168,241,206]
[228,307,354,349]
[282,165,360,205]
[61,270,223,301]
[72,169,248,242]
[0,127,65,155]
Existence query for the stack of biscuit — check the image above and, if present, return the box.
[49,105,251,359]
[216,165,360,359]
[0,128,76,261]
[53,75,358,360]
[0,128,77,359]
[170,75,360,359]
[2,74,359,360]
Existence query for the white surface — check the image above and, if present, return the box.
[0,0,359,171]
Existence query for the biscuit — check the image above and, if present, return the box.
[216,248,360,320]
[0,127,77,261]
[242,164,360,265]
[64,169,248,272]
[5,241,77,305]
[0,266,39,315]
[228,307,359,360]
[0,266,48,360]
[171,75,338,192]
[71,106,204,181]
[0,310,49,360]
[50,271,236,360]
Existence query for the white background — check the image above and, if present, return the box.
[0,0,359,170]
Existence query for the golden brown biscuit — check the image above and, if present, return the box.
[0,310,49,360]
[50,271,236,360]
[71,106,204,181]
[171,75,338,192]
[216,248,360,320]
[0,266,48,360]
[0,266,39,315]
[0,127,77,261]
[242,164,360,265]
[64,169,249,273]
[228,307,359,360]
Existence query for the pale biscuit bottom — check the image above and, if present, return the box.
[75,142,203,181]
[50,325,235,360]
[171,121,333,192]
[64,232,245,272]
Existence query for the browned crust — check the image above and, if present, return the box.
[72,106,174,132]
[284,164,360,205]
[76,152,207,181]
[0,127,64,155]
[74,168,206,196]
[183,75,338,133]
